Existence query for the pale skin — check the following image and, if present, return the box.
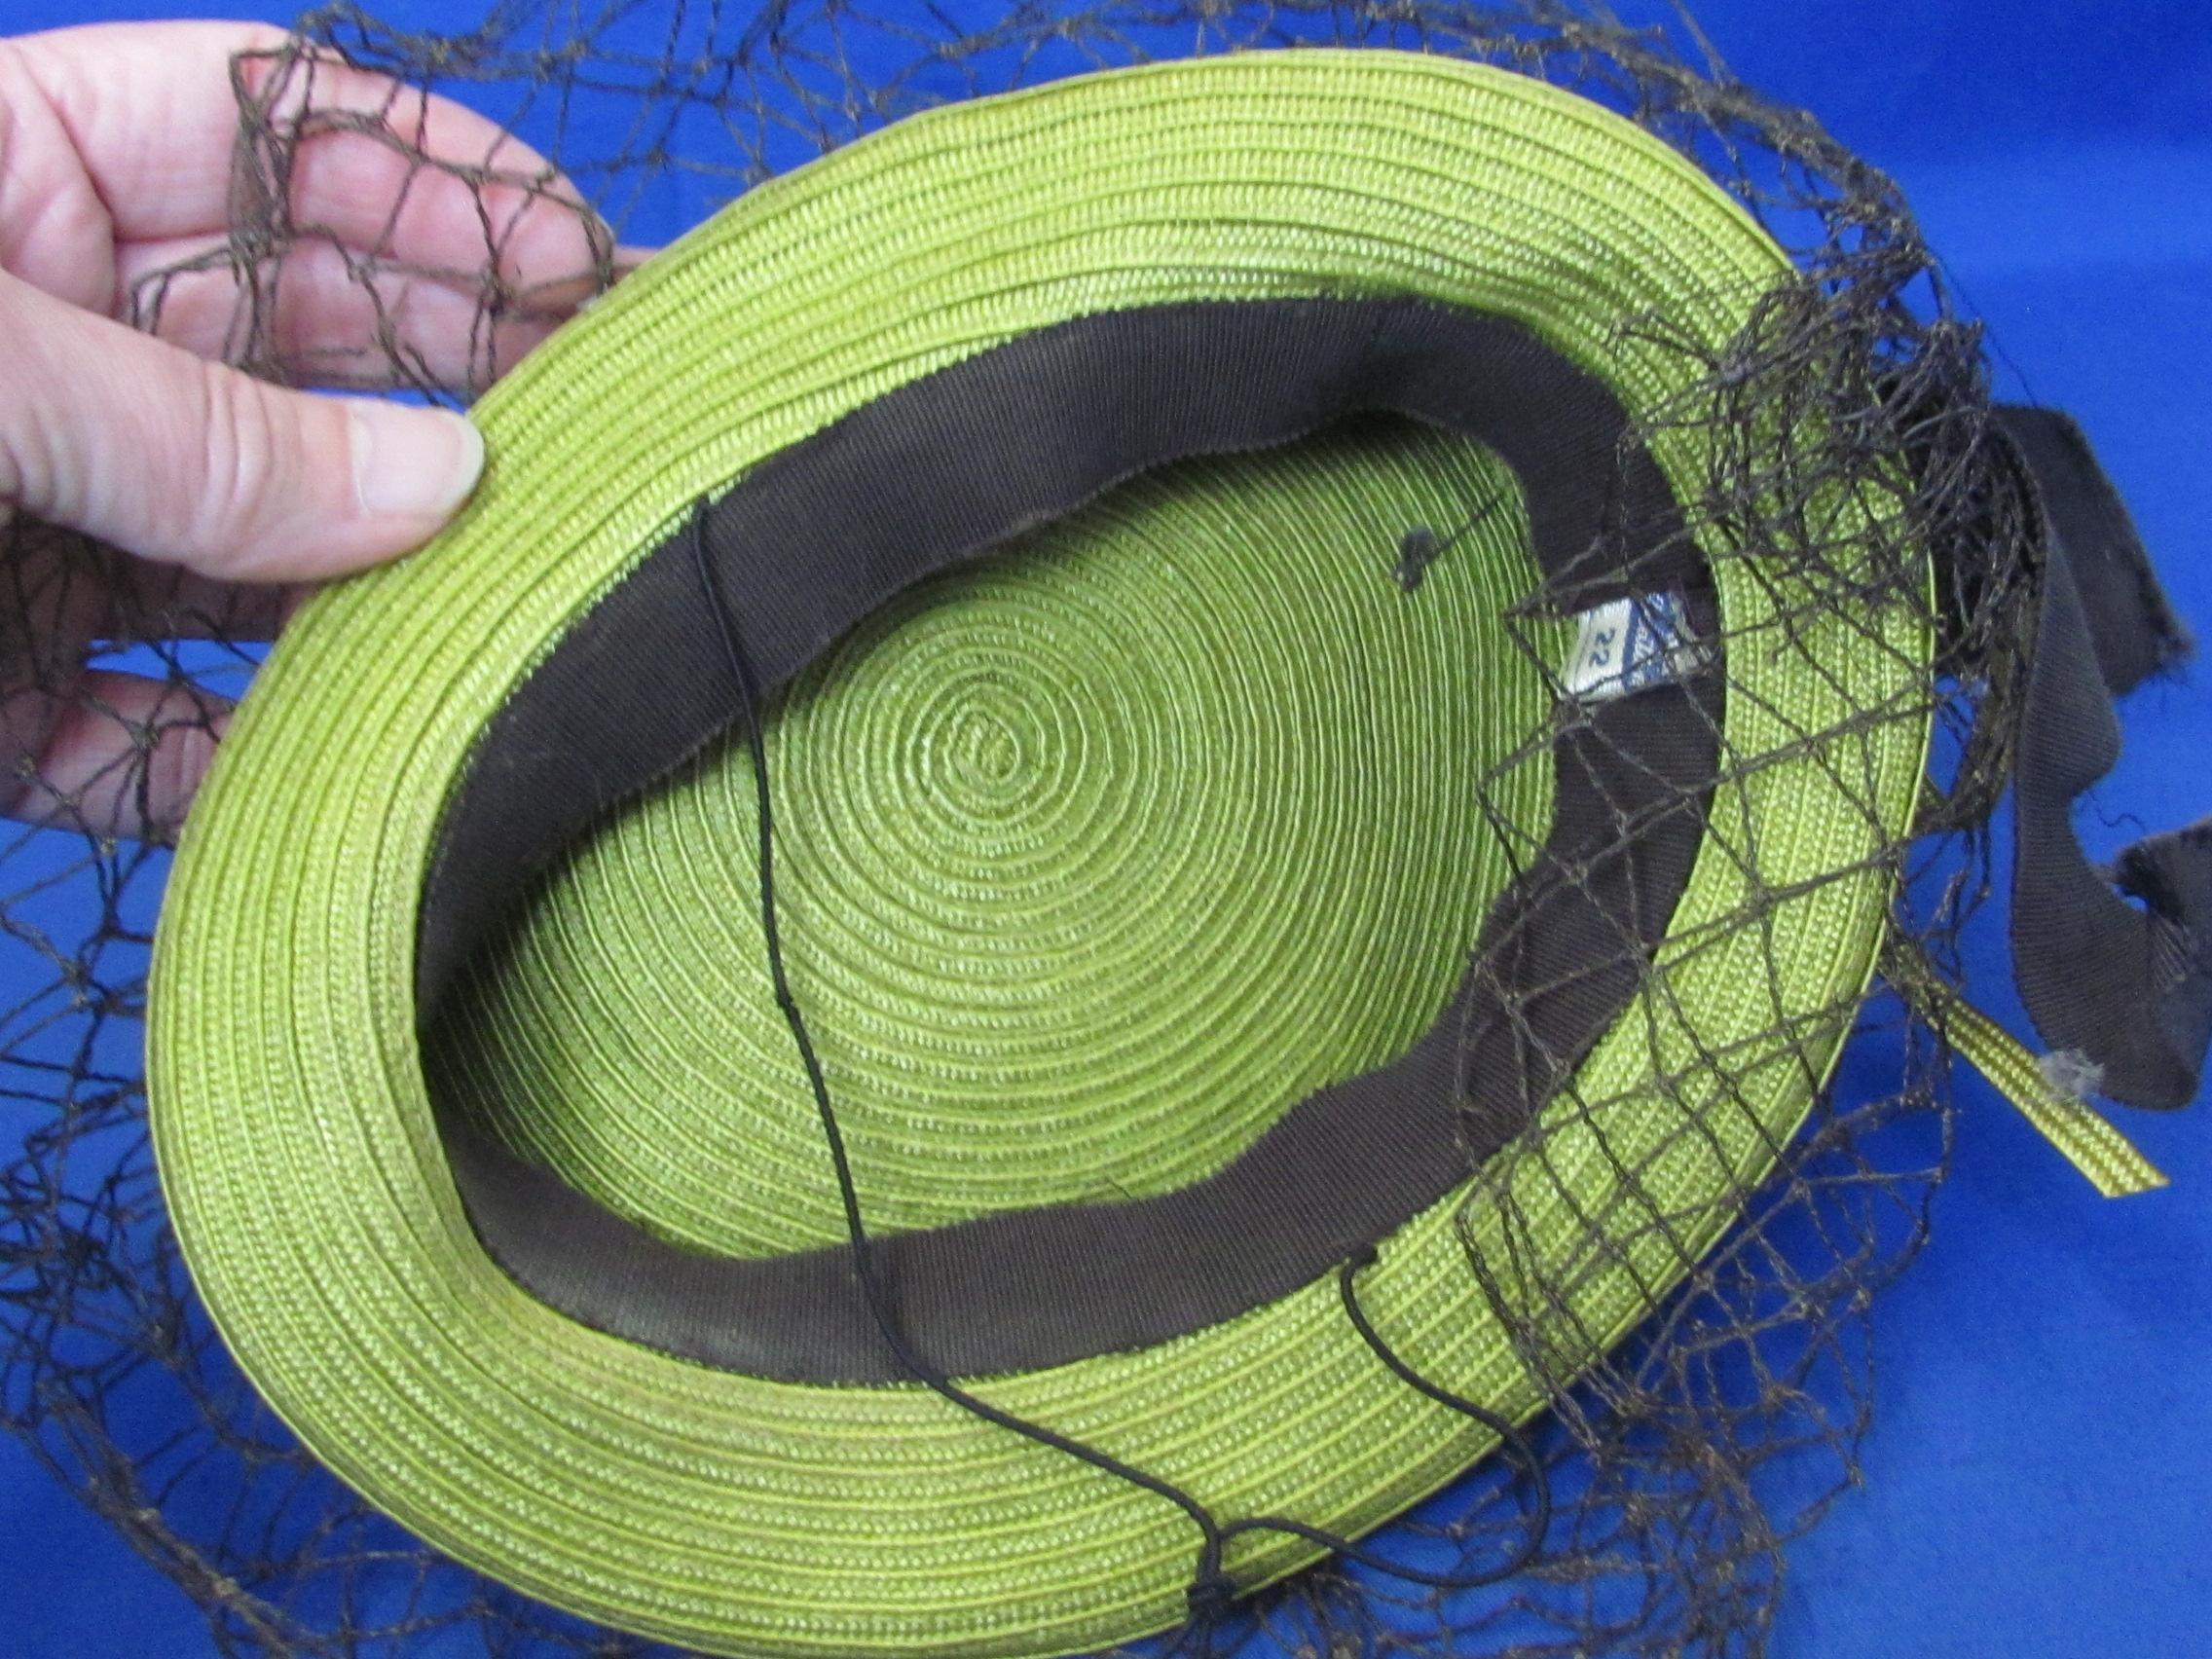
[0,20,625,838]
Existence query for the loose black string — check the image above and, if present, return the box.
[1392,487,1507,592]
[685,499,1553,1641]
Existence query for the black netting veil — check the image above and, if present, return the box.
[1,2,2096,1655]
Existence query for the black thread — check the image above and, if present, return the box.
[686,497,1553,1631]
[1392,488,1507,592]
[685,501,1224,1553]
[1393,527,1444,592]
[1184,1565,1238,1630]
[1333,1249,1554,1579]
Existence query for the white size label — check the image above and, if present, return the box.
[1560,593,1709,703]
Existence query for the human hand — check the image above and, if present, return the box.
[0,21,620,839]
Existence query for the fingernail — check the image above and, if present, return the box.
[349,403,486,519]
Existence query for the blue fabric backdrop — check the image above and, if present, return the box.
[3,3,2206,1655]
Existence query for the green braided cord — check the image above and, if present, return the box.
[1886,940,2167,1198]
[150,51,1931,1659]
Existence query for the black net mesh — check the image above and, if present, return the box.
[0,2,2043,1654]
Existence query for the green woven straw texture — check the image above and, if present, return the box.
[425,428,1555,1252]
[3,5,2010,1657]
[145,46,1931,1658]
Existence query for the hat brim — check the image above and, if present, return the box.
[151,50,1929,1658]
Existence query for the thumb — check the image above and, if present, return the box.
[0,269,483,583]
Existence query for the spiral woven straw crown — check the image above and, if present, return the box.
[131,32,2202,1659]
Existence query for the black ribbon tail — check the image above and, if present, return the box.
[2111,818,2212,1097]
[1993,404,2211,1109]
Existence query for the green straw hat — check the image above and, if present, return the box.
[144,43,2201,1659]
